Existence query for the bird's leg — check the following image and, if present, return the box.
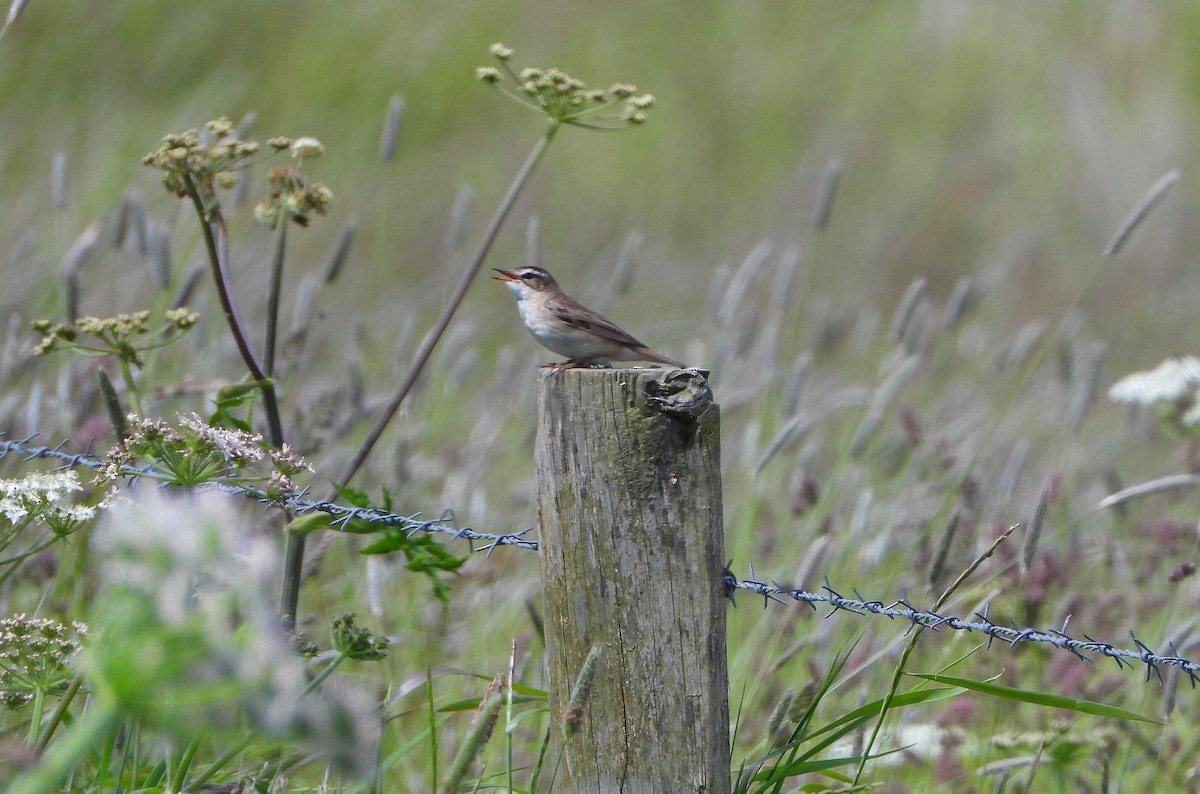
[538,360,612,371]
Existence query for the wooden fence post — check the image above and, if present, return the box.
[536,367,729,794]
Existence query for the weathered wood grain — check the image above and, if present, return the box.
[536,367,728,794]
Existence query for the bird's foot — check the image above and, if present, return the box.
[538,360,612,371]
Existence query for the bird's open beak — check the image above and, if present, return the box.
[492,268,517,282]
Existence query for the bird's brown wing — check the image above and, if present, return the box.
[548,296,647,348]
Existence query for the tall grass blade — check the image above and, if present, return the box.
[911,674,1157,722]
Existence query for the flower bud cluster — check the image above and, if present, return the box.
[0,614,87,709]
[255,164,333,229]
[476,43,654,129]
[31,308,199,368]
[144,117,333,227]
[142,117,259,208]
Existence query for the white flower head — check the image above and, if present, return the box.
[177,412,264,464]
[0,470,83,503]
[0,497,28,524]
[1108,356,1200,406]
[0,471,90,527]
[290,137,324,161]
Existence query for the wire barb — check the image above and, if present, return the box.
[724,563,1200,683]
[0,436,539,551]
[6,436,1200,682]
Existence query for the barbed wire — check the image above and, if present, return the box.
[0,436,538,553]
[3,435,1197,683]
[724,571,1200,686]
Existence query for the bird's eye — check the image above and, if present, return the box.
[521,273,536,281]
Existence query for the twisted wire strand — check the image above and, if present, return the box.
[724,570,1200,685]
[4,435,1196,681]
[0,435,538,553]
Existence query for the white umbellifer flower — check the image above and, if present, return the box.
[49,504,97,523]
[0,471,88,526]
[1108,356,1200,406]
[0,470,83,502]
[0,471,97,531]
[290,137,324,160]
[0,497,28,523]
[177,412,264,463]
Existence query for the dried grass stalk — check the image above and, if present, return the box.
[446,184,474,252]
[379,95,405,163]
[1020,485,1050,577]
[1099,474,1200,509]
[813,157,843,230]
[1104,169,1180,257]
[322,219,357,284]
[612,230,641,296]
[889,276,927,342]
[526,213,541,269]
[717,240,773,326]
[52,151,68,209]
[942,276,973,332]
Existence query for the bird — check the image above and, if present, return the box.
[493,266,683,368]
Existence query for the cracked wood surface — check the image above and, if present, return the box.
[536,367,728,794]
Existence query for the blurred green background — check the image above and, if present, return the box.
[3,1,1196,335]
[3,1,1200,785]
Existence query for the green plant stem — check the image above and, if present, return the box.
[427,669,438,794]
[280,528,307,633]
[188,735,254,790]
[181,175,284,446]
[333,118,561,492]
[170,735,203,792]
[35,674,84,753]
[505,641,516,794]
[116,358,143,416]
[264,213,289,377]
[10,697,122,794]
[304,652,347,696]
[0,534,62,588]
[27,687,46,744]
[528,717,553,794]
[182,176,304,628]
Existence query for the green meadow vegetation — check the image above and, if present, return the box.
[2,2,1200,790]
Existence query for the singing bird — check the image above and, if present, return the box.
[494,266,683,368]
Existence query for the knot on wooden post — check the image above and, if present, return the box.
[644,367,714,421]
[535,367,729,794]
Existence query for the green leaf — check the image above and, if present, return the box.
[909,673,1159,723]
[208,380,264,432]
[439,694,541,713]
[286,513,331,536]
[759,749,902,781]
[332,482,371,508]
[806,686,962,742]
[335,488,467,607]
